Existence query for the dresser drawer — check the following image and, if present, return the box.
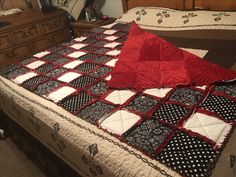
[0,44,32,66]
[0,33,12,50]
[12,24,40,43]
[40,17,65,34]
[34,29,70,51]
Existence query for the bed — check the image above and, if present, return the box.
[0,0,236,177]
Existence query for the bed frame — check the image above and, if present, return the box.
[1,1,236,177]
[122,0,236,12]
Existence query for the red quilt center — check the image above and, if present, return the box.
[107,22,236,90]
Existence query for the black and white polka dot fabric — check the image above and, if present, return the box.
[59,92,93,113]
[70,75,97,89]
[156,131,218,177]
[200,94,236,121]
[21,76,48,91]
[151,103,190,125]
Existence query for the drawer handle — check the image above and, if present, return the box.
[48,37,55,43]
[6,51,16,57]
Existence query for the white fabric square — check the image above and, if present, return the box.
[57,72,81,83]
[46,86,76,102]
[105,59,118,67]
[105,90,136,105]
[105,36,119,41]
[100,110,140,135]
[105,75,111,81]
[63,60,84,69]
[13,72,37,84]
[184,112,232,146]
[106,50,121,56]
[103,29,117,35]
[181,48,208,58]
[33,51,50,58]
[26,60,45,69]
[104,42,120,48]
[195,85,207,90]
[70,43,87,50]
[68,51,86,58]
[74,36,87,42]
[143,88,172,98]
[101,22,116,28]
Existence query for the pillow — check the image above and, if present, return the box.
[116,7,236,40]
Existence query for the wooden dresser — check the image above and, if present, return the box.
[0,9,71,67]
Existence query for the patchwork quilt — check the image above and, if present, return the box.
[0,22,236,177]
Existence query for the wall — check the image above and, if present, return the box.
[102,0,123,18]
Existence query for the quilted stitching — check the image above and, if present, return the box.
[184,112,232,146]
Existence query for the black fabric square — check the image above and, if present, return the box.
[214,82,236,98]
[80,45,97,52]
[5,67,29,79]
[91,27,106,33]
[81,32,96,37]
[115,37,127,43]
[42,53,61,62]
[152,103,189,125]
[45,68,68,77]
[114,31,127,37]
[111,23,130,32]
[47,46,64,52]
[93,40,109,47]
[156,131,218,177]
[170,88,204,106]
[59,92,93,113]
[200,95,236,121]
[124,119,171,157]
[93,55,113,64]
[76,63,99,73]
[70,75,97,89]
[34,80,62,96]
[90,66,111,78]
[62,41,77,47]
[94,34,108,39]
[93,47,111,54]
[53,57,70,65]
[89,81,108,96]
[36,64,56,73]
[77,53,99,61]
[82,37,97,44]
[127,94,158,114]
[57,48,75,55]
[20,57,37,65]
[0,64,21,75]
[21,76,48,91]
[78,101,115,124]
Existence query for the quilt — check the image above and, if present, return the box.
[0,22,236,177]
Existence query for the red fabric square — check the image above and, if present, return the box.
[107,22,236,90]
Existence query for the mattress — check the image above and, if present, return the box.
[0,22,236,177]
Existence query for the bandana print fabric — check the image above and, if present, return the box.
[1,22,236,177]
